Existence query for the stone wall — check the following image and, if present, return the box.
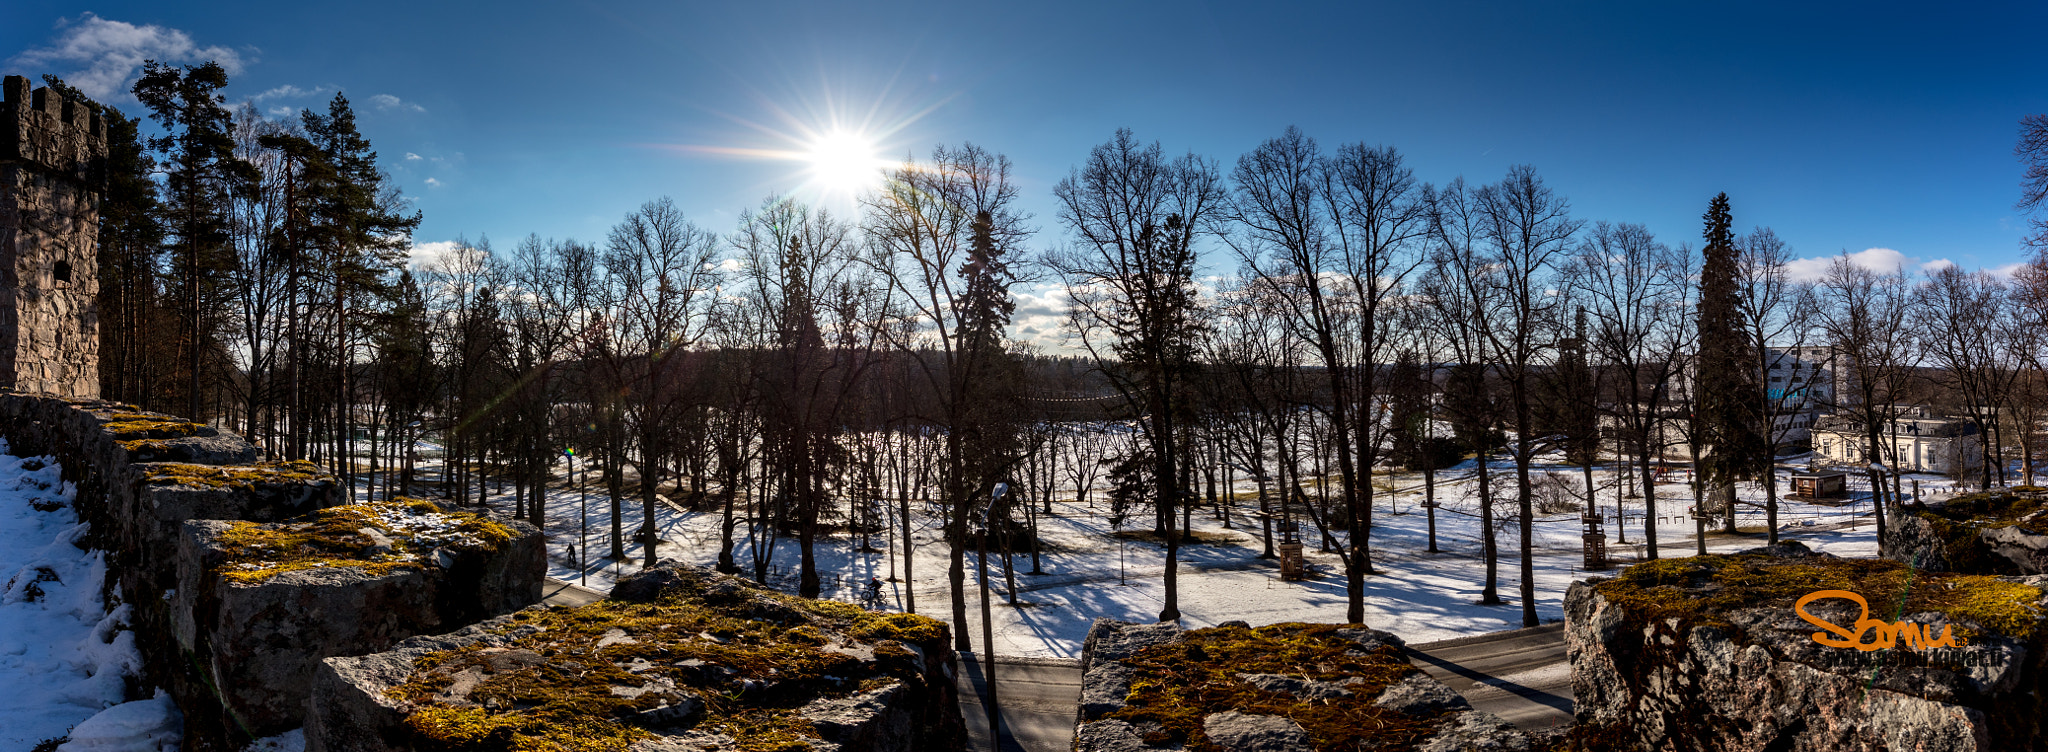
[1567,544,2048,751]
[0,393,543,750]
[0,75,104,399]
[175,502,543,741]
[307,563,963,752]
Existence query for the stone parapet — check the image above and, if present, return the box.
[307,564,963,752]
[174,502,542,739]
[0,394,545,750]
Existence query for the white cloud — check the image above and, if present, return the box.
[369,93,425,113]
[404,152,422,161]
[266,106,294,118]
[1008,283,1073,352]
[1781,247,1913,283]
[1990,262,2028,279]
[7,13,246,101]
[250,84,325,102]
[408,240,461,269]
[1779,247,2015,283]
[424,177,442,188]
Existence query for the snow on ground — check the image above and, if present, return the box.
[385,448,1900,659]
[0,441,176,751]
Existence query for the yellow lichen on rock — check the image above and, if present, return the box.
[1594,552,2045,639]
[146,461,329,491]
[1101,622,1438,751]
[385,568,949,752]
[212,498,520,585]
[103,412,205,442]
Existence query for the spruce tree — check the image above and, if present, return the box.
[1695,193,1765,531]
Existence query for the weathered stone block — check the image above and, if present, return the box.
[173,500,542,740]
[1072,619,1529,752]
[1568,544,2048,751]
[1886,490,2048,575]
[306,564,962,752]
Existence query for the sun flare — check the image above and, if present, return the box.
[805,130,884,194]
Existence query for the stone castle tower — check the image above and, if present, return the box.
[0,75,103,399]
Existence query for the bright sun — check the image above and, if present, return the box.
[805,130,883,194]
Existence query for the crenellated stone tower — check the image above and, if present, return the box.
[0,74,103,399]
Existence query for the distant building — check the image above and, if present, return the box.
[1761,346,1834,445]
[1787,469,1848,500]
[1659,346,1835,455]
[1810,407,1980,475]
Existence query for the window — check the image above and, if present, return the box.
[53,260,70,284]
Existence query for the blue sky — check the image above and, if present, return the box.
[7,1,2046,286]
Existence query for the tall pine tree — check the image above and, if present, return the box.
[1695,193,1765,532]
[133,61,255,419]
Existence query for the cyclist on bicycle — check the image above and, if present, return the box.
[863,576,884,607]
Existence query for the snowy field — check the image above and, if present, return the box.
[0,442,179,751]
[412,451,1900,659]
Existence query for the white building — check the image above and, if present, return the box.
[1662,346,1835,452]
[1810,407,1981,475]
[1762,346,1833,445]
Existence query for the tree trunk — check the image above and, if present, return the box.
[1511,378,1538,628]
[1477,445,1501,605]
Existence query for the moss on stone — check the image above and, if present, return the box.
[849,613,945,644]
[211,498,521,585]
[103,412,206,451]
[1102,622,1441,752]
[404,705,651,752]
[1917,490,2048,527]
[145,460,329,492]
[1593,552,2044,640]
[384,569,949,752]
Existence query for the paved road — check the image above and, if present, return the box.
[1406,623,1574,730]
[541,576,607,607]
[957,654,1084,752]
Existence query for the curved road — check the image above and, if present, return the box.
[1406,623,1574,730]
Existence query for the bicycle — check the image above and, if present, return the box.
[857,580,887,611]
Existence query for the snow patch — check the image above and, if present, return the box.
[55,691,182,752]
[0,452,163,749]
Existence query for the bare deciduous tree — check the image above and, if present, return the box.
[1047,128,1224,623]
